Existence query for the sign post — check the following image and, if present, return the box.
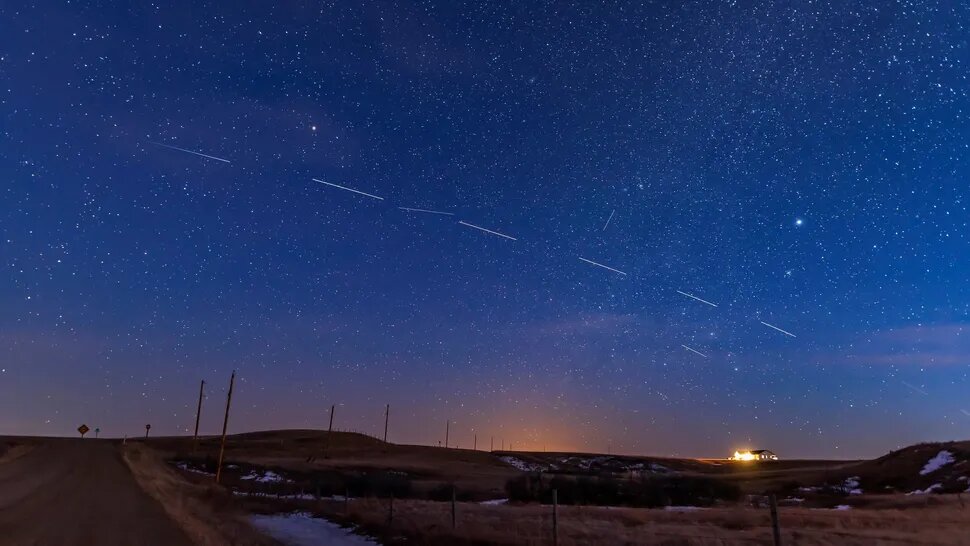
[77,424,89,438]
[145,424,151,439]
[95,427,100,438]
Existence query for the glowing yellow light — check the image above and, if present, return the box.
[732,450,756,461]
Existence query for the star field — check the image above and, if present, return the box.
[1,1,968,458]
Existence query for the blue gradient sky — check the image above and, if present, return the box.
[1,1,968,458]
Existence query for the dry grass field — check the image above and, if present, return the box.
[241,495,970,545]
[6,432,964,545]
[152,430,970,545]
[148,429,520,499]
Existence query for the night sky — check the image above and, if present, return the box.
[2,2,968,458]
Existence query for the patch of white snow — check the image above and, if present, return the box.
[175,462,213,475]
[499,456,545,472]
[843,476,863,495]
[242,470,288,483]
[919,450,955,475]
[907,483,942,495]
[249,512,378,546]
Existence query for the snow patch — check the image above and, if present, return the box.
[833,505,852,511]
[242,470,288,483]
[843,476,863,495]
[248,512,378,546]
[664,506,706,511]
[480,498,508,505]
[233,490,352,502]
[556,456,668,474]
[499,456,545,472]
[907,483,942,495]
[174,462,213,475]
[920,450,955,475]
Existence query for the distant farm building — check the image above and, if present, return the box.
[732,449,778,461]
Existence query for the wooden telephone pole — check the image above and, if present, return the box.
[445,420,450,448]
[193,379,205,439]
[323,404,335,457]
[215,370,235,484]
[383,404,390,443]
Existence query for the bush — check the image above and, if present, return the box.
[426,483,476,502]
[347,471,412,498]
[506,472,740,508]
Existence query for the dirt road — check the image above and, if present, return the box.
[0,438,193,546]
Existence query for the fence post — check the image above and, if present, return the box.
[769,494,782,546]
[552,488,558,546]
[451,485,457,529]
[388,493,394,527]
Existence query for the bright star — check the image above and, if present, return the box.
[795,218,804,226]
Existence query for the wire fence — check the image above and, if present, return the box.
[234,483,970,546]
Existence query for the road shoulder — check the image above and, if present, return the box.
[122,443,282,546]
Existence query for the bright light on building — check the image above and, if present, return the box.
[731,449,778,461]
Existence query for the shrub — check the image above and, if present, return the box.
[426,483,476,502]
[347,471,412,498]
[505,473,740,508]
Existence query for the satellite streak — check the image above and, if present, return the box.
[398,207,454,216]
[760,321,796,338]
[681,345,709,358]
[578,257,627,276]
[961,409,970,417]
[676,290,718,307]
[901,381,928,396]
[149,142,231,163]
[602,209,615,231]
[311,178,384,200]
[458,221,517,241]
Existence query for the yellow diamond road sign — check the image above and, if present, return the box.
[78,424,90,437]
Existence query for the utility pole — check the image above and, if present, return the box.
[445,420,450,448]
[215,370,235,484]
[474,434,477,451]
[491,436,494,452]
[323,404,336,458]
[383,404,389,443]
[193,379,205,440]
